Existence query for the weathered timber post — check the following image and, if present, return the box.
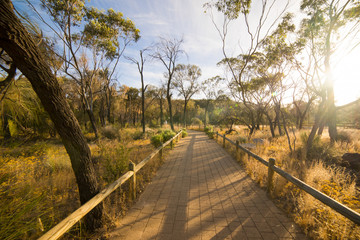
[236,140,239,160]
[267,158,275,194]
[129,161,136,200]
[170,139,174,149]
[159,143,164,161]
[223,134,226,148]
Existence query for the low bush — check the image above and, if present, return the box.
[150,129,176,147]
[162,130,176,142]
[101,125,119,140]
[98,141,132,183]
[182,129,188,138]
[150,134,163,148]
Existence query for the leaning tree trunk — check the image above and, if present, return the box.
[0,0,102,231]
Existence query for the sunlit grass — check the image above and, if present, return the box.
[0,126,174,239]
[215,126,360,239]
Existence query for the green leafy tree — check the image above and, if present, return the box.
[300,0,360,146]
[202,76,224,127]
[173,64,202,127]
[36,0,140,138]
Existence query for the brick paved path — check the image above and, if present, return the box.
[108,131,307,240]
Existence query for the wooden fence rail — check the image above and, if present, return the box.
[215,131,360,225]
[39,130,183,240]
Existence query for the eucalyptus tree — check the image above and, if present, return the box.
[206,0,289,136]
[172,64,202,127]
[151,84,167,127]
[202,76,224,127]
[151,37,185,131]
[34,0,140,138]
[300,0,360,145]
[125,49,149,134]
[0,0,103,230]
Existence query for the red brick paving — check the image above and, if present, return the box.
[108,130,307,240]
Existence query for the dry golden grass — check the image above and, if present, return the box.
[0,126,178,239]
[214,126,360,240]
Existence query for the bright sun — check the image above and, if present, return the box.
[333,50,360,106]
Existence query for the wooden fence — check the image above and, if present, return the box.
[39,130,183,240]
[215,131,360,225]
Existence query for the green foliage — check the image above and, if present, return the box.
[83,7,140,58]
[149,119,160,129]
[204,126,214,138]
[150,129,176,147]
[191,117,203,127]
[205,0,251,19]
[182,129,188,138]
[162,130,176,142]
[100,125,119,139]
[150,134,163,148]
[204,126,213,133]
[131,130,143,140]
[99,142,131,183]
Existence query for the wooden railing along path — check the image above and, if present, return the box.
[39,130,183,240]
[215,131,360,225]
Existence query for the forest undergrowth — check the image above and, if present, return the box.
[0,126,178,239]
[212,126,360,240]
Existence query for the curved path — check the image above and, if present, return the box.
[108,131,307,240]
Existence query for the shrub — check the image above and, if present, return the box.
[191,117,203,129]
[149,119,160,129]
[237,136,247,144]
[336,131,352,143]
[101,125,119,140]
[162,130,176,142]
[204,126,213,133]
[131,130,144,140]
[99,142,131,183]
[150,130,176,147]
[150,134,163,148]
[182,129,188,138]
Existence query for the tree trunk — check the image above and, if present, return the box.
[275,105,282,136]
[204,104,208,128]
[0,0,103,231]
[2,112,11,140]
[141,88,145,134]
[265,112,275,138]
[167,94,174,131]
[325,24,337,143]
[306,98,327,153]
[106,88,112,124]
[183,99,187,128]
[87,108,98,139]
[159,96,164,127]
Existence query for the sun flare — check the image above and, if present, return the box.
[333,50,360,106]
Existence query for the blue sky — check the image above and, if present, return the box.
[88,0,225,95]
[14,0,360,104]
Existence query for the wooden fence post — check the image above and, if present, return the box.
[159,144,163,161]
[129,161,136,200]
[223,134,226,148]
[216,131,218,140]
[236,140,239,159]
[170,139,174,149]
[267,158,275,194]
